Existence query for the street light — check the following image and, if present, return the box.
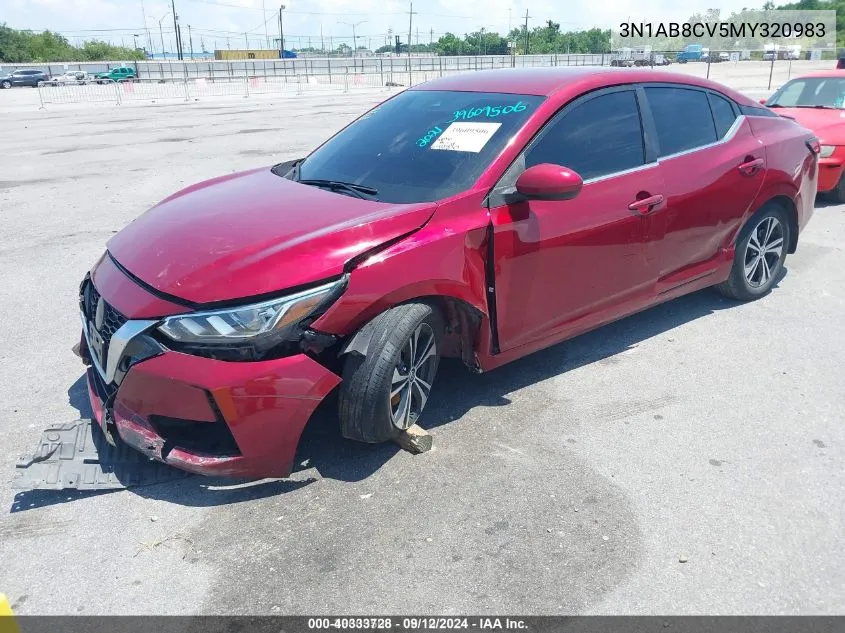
[133,33,140,51]
[158,12,171,59]
[338,20,367,58]
[278,4,286,56]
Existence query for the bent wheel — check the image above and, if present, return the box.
[715,204,789,301]
[339,302,443,443]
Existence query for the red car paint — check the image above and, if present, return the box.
[764,72,845,193]
[80,67,818,478]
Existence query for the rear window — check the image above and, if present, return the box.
[645,87,718,157]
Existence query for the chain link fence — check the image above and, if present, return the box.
[34,56,834,108]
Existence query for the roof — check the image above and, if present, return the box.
[412,67,756,105]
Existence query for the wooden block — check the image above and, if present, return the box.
[394,424,433,454]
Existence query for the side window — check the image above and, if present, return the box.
[645,86,718,157]
[709,93,738,138]
[523,90,645,181]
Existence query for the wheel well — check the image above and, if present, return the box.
[339,295,485,372]
[765,195,799,254]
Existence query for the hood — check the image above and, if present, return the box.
[106,167,436,304]
[772,107,845,144]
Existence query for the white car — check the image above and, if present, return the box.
[47,71,90,86]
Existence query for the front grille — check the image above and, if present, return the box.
[81,279,128,368]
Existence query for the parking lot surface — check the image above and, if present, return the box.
[1,77,843,615]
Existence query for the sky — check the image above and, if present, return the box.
[4,0,766,53]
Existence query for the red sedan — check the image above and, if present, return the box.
[763,71,845,200]
[76,67,818,478]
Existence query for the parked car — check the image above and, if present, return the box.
[94,66,137,83]
[0,69,50,88]
[762,71,845,200]
[47,71,91,86]
[676,44,705,63]
[75,67,818,478]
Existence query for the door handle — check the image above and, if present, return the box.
[628,194,665,215]
[738,157,765,176]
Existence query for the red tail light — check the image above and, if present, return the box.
[806,138,821,155]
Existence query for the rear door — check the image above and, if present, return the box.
[641,84,765,289]
[488,87,665,352]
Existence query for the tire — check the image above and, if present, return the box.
[339,302,444,443]
[826,172,845,203]
[715,203,790,301]
[0,81,8,89]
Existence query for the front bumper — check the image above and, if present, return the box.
[79,332,340,478]
[818,156,844,192]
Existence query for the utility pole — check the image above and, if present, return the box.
[141,0,153,54]
[338,20,367,59]
[263,0,269,48]
[278,4,286,56]
[245,32,249,48]
[523,9,531,55]
[227,37,231,49]
[429,28,433,46]
[320,24,324,54]
[158,13,169,59]
[407,1,416,60]
[480,27,485,55]
[187,25,193,58]
[170,0,182,59]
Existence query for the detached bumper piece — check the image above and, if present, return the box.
[12,419,192,491]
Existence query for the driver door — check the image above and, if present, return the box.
[488,87,665,352]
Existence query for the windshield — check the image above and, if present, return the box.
[290,90,545,204]
[767,77,845,109]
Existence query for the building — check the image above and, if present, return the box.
[213,49,297,60]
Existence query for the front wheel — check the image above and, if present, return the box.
[715,204,789,301]
[825,171,845,203]
[339,302,443,443]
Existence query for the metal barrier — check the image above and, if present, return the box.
[37,79,121,107]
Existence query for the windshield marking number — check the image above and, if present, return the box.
[416,126,444,148]
[416,102,529,149]
[451,101,527,121]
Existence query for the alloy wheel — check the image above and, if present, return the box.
[389,322,438,430]
[744,216,784,288]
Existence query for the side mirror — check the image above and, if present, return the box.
[759,98,768,105]
[514,163,583,201]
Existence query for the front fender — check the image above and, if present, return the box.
[311,199,491,341]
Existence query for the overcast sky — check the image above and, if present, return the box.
[5,0,764,52]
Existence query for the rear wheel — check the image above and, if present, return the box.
[339,303,443,443]
[0,81,9,89]
[715,204,789,301]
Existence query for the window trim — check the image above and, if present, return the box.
[487,84,650,207]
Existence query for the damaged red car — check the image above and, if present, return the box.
[76,67,818,478]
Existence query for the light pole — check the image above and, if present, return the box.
[278,4,286,56]
[158,12,171,59]
[338,20,367,59]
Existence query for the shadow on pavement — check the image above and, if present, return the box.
[11,282,779,511]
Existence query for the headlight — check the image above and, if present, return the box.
[819,145,836,158]
[158,278,344,346]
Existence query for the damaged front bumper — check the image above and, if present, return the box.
[78,332,341,478]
